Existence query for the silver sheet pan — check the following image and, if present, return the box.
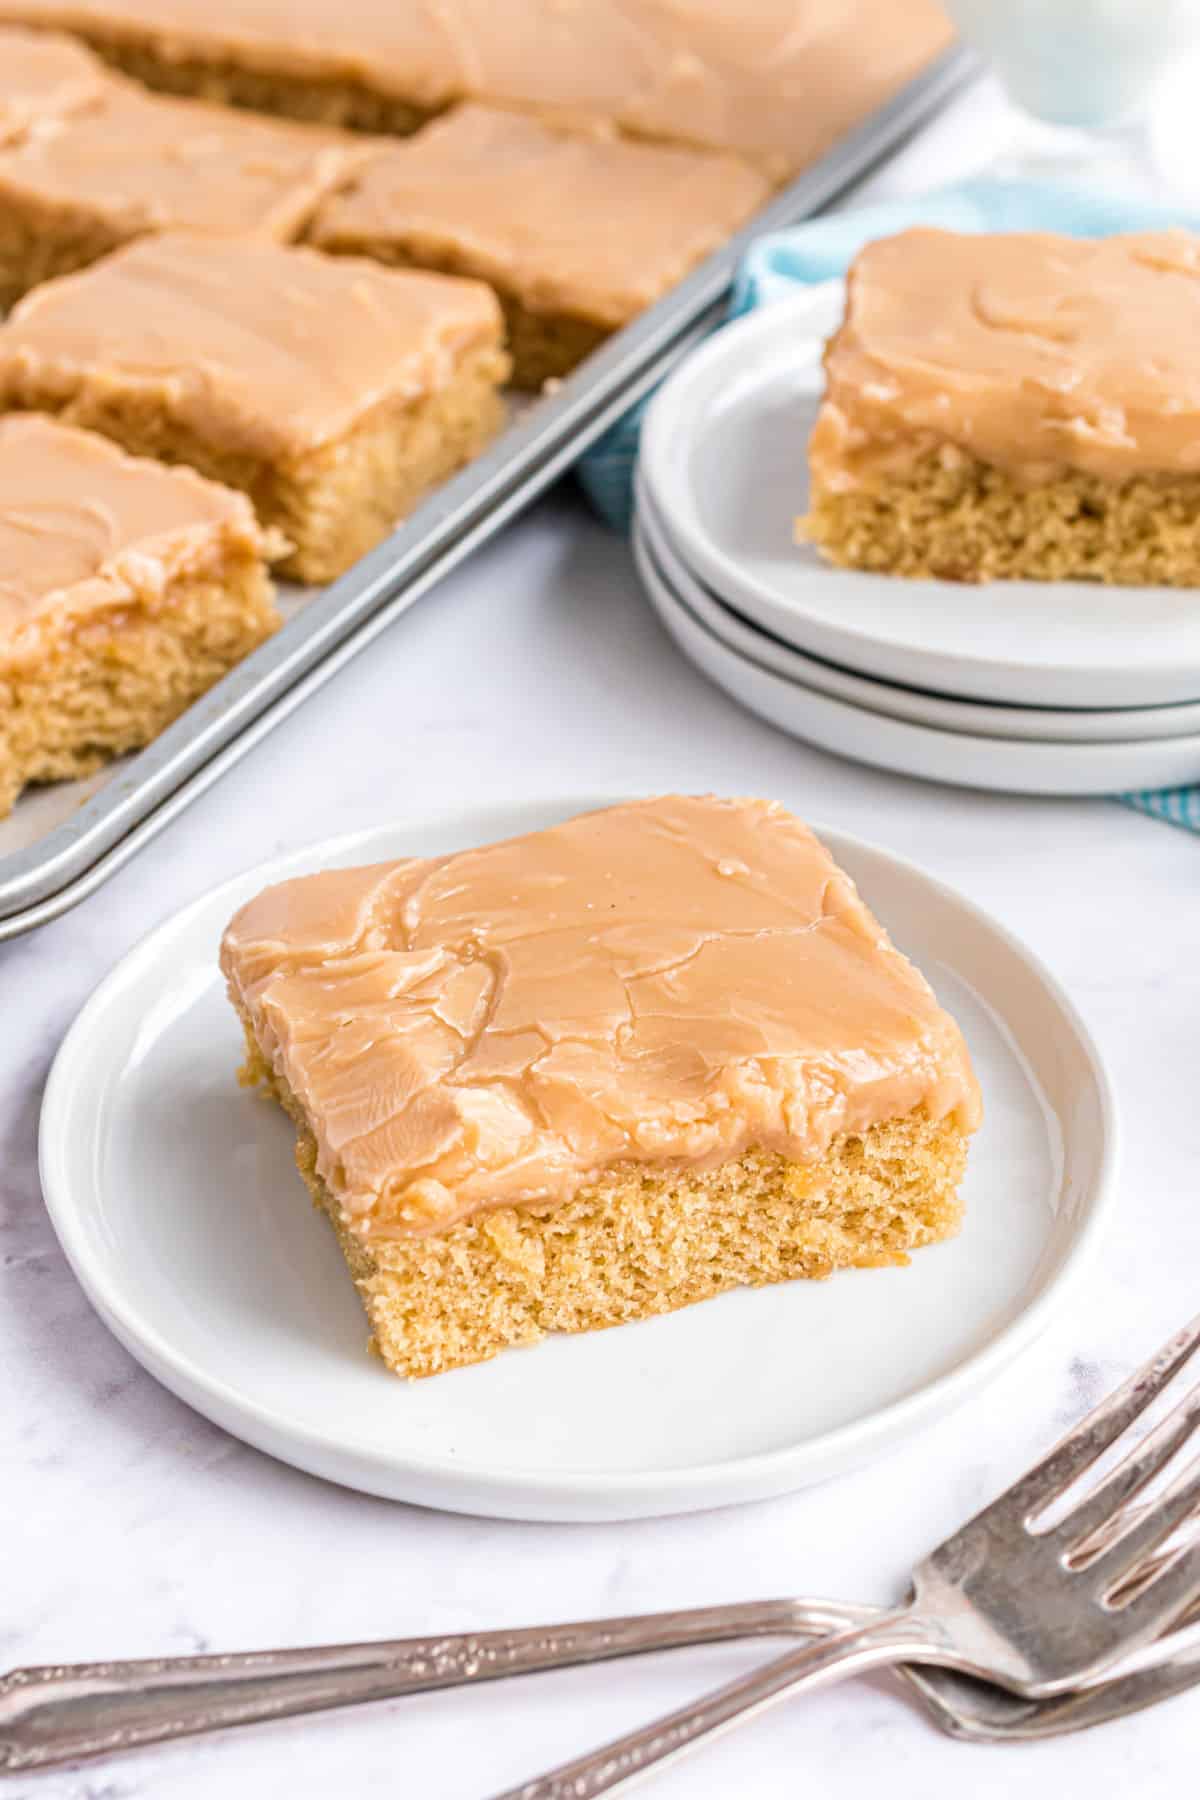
[0,45,975,938]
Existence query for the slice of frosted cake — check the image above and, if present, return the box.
[0,80,368,306]
[0,233,508,581]
[0,414,277,815]
[801,227,1200,585]
[0,0,955,175]
[310,105,769,388]
[221,795,981,1379]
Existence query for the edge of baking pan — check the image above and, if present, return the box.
[0,44,976,933]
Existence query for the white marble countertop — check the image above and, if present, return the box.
[4,74,1200,1800]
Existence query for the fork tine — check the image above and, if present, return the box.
[1086,1457,1200,1597]
[1055,1378,1200,1557]
[996,1313,1200,1521]
[1107,1516,1200,1606]
[1116,1537,1200,1641]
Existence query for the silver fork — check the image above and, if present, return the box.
[490,1313,1200,1799]
[4,1585,1200,1773]
[6,1327,1200,1776]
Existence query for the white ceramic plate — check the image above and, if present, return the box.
[639,284,1200,709]
[40,801,1116,1523]
[638,481,1200,746]
[636,523,1200,797]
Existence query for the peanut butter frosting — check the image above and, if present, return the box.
[0,414,265,658]
[221,796,981,1241]
[811,228,1200,493]
[0,1,953,175]
[0,25,106,142]
[311,104,769,328]
[0,81,368,240]
[0,234,504,460]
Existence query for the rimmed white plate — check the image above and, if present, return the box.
[638,480,1200,746]
[639,284,1200,709]
[636,522,1200,797]
[40,801,1116,1523]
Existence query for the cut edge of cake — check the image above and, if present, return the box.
[799,227,1200,587]
[0,415,280,816]
[0,238,512,583]
[235,1015,969,1379]
[219,796,980,1379]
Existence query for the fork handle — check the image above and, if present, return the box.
[488,1607,941,1800]
[0,1598,877,1773]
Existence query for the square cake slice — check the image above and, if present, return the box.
[309,105,770,388]
[0,0,953,174]
[221,795,982,1379]
[0,414,278,816]
[0,233,509,582]
[800,228,1200,585]
[0,80,370,307]
[0,25,106,145]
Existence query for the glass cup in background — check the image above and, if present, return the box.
[940,0,1200,195]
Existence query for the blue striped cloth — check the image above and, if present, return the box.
[576,179,1200,833]
[1123,786,1200,830]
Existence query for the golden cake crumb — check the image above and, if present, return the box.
[803,454,1200,586]
[244,1029,968,1379]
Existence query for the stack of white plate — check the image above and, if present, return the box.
[635,284,1200,797]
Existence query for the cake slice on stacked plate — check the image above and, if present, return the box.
[635,227,1200,798]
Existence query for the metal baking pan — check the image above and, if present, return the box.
[0,45,975,938]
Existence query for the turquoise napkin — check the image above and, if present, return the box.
[575,179,1200,832]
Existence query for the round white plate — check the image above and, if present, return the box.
[638,481,1200,746]
[636,522,1200,797]
[639,284,1200,709]
[41,802,1116,1523]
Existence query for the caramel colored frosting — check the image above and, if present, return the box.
[0,25,106,142]
[0,1,953,175]
[812,228,1200,492]
[221,796,981,1242]
[0,80,368,240]
[0,413,266,658]
[311,104,769,328]
[0,234,504,460]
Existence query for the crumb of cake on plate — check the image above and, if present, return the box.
[800,227,1200,585]
[309,104,769,389]
[0,233,509,582]
[0,79,370,307]
[0,414,278,816]
[220,794,981,1379]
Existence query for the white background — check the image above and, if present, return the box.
[4,76,1200,1800]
